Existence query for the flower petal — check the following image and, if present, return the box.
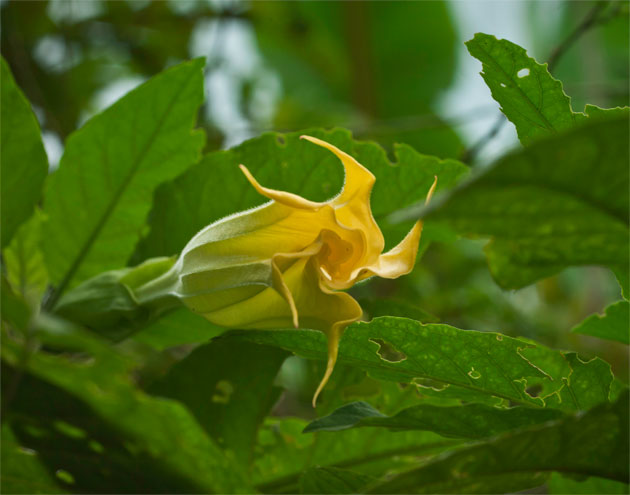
[239,164,325,210]
[300,135,384,265]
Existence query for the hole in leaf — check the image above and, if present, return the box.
[467,368,481,380]
[212,380,234,404]
[370,339,407,363]
[517,68,530,78]
[500,83,507,88]
[526,384,543,398]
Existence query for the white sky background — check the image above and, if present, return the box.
[32,0,566,168]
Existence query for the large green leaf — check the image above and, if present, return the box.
[0,57,48,248]
[465,33,579,145]
[409,114,629,289]
[253,416,458,493]
[42,58,205,296]
[304,400,563,439]
[572,300,629,345]
[133,128,468,262]
[1,317,250,493]
[225,317,612,410]
[149,338,288,467]
[365,391,629,494]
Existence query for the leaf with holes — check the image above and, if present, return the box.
[42,58,205,298]
[223,317,610,409]
[466,33,578,145]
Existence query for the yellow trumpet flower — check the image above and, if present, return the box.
[174,136,437,406]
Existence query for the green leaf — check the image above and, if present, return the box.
[43,58,205,295]
[304,400,563,439]
[466,33,580,145]
[365,391,629,494]
[133,308,225,351]
[133,128,468,262]
[299,466,375,494]
[1,422,65,494]
[418,114,629,289]
[572,300,629,345]
[548,472,630,495]
[358,298,439,323]
[254,416,457,493]
[1,57,48,248]
[226,317,586,409]
[149,338,288,466]
[1,316,251,493]
[3,210,48,304]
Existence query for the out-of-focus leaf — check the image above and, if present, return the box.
[414,114,629,289]
[133,128,468,263]
[1,277,31,333]
[3,210,48,303]
[366,391,629,494]
[133,308,225,351]
[1,422,65,494]
[43,58,205,292]
[548,472,630,494]
[227,317,569,408]
[572,300,629,345]
[253,416,458,493]
[1,364,223,494]
[1,318,251,493]
[465,33,578,145]
[0,57,48,248]
[612,266,629,300]
[304,400,563,439]
[149,338,288,466]
[299,466,375,494]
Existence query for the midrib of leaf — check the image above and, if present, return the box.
[475,42,563,131]
[48,74,196,307]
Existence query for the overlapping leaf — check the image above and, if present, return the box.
[1,318,251,493]
[365,392,629,494]
[225,317,614,410]
[304,400,563,439]
[149,338,288,466]
[43,58,205,295]
[399,114,630,289]
[1,57,48,248]
[572,300,629,345]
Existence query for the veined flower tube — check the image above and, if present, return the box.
[56,136,436,406]
[158,136,437,405]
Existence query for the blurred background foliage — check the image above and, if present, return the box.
[1,0,628,385]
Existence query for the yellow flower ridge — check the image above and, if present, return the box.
[176,136,437,406]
